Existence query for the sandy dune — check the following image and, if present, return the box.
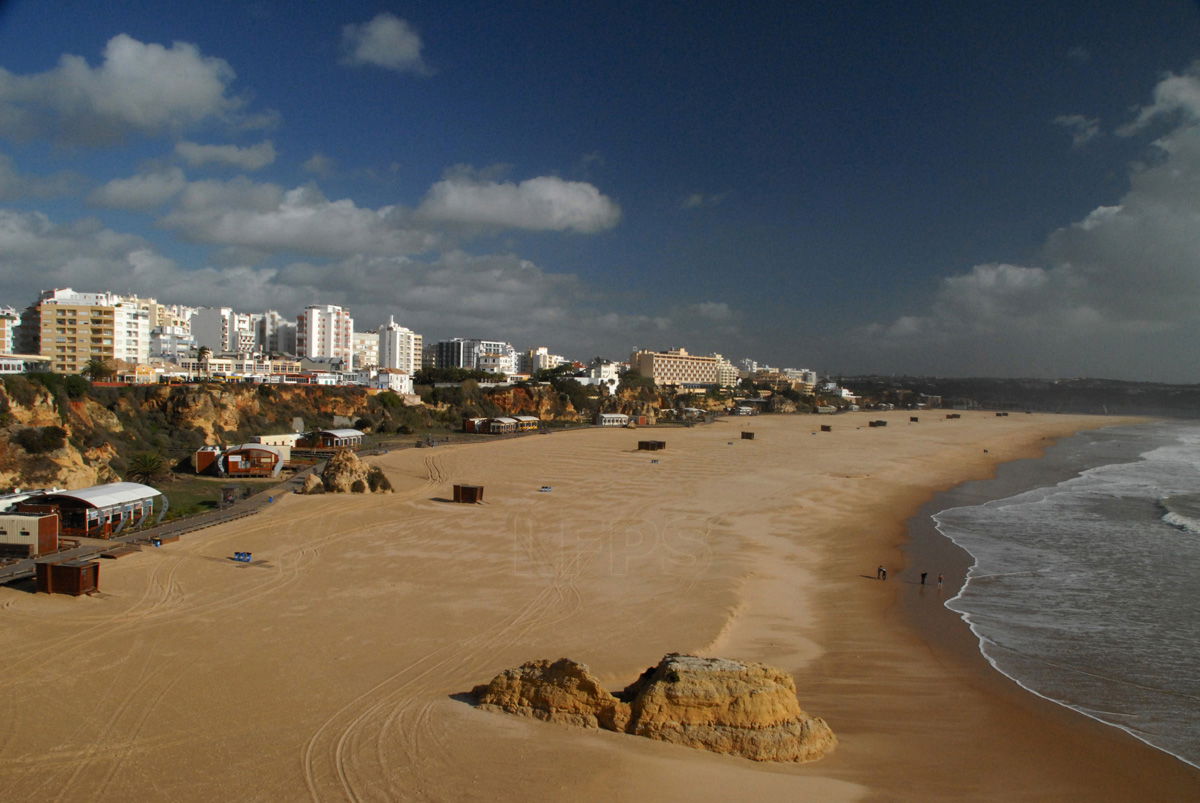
[1,411,1195,801]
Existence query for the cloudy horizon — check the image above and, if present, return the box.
[2,4,1200,380]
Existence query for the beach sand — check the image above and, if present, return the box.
[1,411,1196,801]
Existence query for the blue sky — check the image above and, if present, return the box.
[2,2,1200,380]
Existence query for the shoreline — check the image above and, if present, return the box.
[890,422,1200,795]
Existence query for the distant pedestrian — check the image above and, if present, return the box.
[920,571,927,585]
[937,573,944,590]
[876,565,884,580]
[881,567,887,581]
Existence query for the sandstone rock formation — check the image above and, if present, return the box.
[472,658,630,731]
[472,653,835,762]
[301,449,392,494]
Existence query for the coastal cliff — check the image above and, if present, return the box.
[0,374,763,491]
[0,378,406,490]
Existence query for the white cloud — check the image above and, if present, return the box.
[0,210,165,302]
[160,177,439,256]
[340,13,428,74]
[0,202,744,361]
[1054,114,1100,147]
[302,152,336,176]
[1123,62,1200,133]
[176,140,276,170]
[416,173,621,233]
[0,154,79,200]
[0,34,269,145]
[88,167,187,210]
[855,63,1200,379]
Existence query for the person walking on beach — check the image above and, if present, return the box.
[937,573,944,590]
[920,571,927,585]
[876,565,884,580]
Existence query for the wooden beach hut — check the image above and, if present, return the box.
[452,484,484,503]
[36,560,99,595]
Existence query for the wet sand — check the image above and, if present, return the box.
[0,411,1195,801]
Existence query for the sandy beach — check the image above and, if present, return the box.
[1,410,1196,801]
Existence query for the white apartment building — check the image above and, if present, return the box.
[574,358,622,389]
[378,316,422,374]
[256,310,296,355]
[476,340,516,374]
[0,306,18,353]
[352,367,414,394]
[191,307,256,354]
[150,325,196,363]
[713,353,738,388]
[477,351,516,375]
[519,346,567,374]
[783,368,818,392]
[352,331,380,369]
[432,337,514,372]
[297,304,354,368]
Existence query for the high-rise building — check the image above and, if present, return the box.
[713,353,738,388]
[352,331,380,369]
[150,325,196,363]
[0,306,19,354]
[255,310,296,355]
[191,307,256,354]
[296,304,354,368]
[378,316,422,374]
[20,288,152,373]
[432,337,515,373]
[433,338,475,370]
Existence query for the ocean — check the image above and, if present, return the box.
[930,420,1200,768]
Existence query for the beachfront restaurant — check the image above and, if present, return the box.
[221,444,286,478]
[597,412,630,427]
[16,482,162,539]
[297,429,364,449]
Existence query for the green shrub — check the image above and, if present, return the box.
[12,426,67,454]
[2,376,39,407]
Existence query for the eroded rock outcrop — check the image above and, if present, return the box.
[472,658,630,731]
[472,653,835,762]
[301,449,392,494]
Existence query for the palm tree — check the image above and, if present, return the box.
[127,452,167,485]
[196,346,212,380]
[82,357,116,382]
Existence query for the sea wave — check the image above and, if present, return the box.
[1160,493,1200,535]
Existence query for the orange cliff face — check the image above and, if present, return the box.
[0,382,374,490]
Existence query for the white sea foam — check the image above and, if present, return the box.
[933,422,1200,768]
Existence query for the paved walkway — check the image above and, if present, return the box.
[0,463,320,587]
